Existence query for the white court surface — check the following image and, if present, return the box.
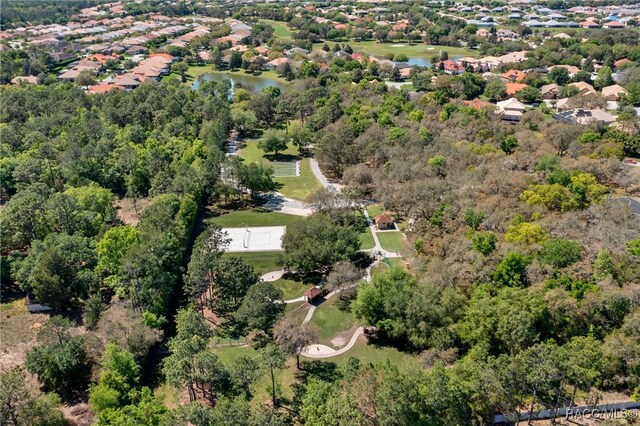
[223,226,286,252]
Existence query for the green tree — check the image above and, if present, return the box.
[257,130,288,156]
[282,214,360,274]
[16,233,97,310]
[89,344,141,413]
[235,282,285,332]
[515,86,541,103]
[229,51,243,69]
[25,317,89,397]
[463,208,485,230]
[96,226,140,276]
[594,65,613,90]
[171,61,189,83]
[163,309,231,404]
[259,344,285,407]
[76,69,97,86]
[493,252,531,287]
[483,79,507,101]
[548,67,570,85]
[539,238,583,269]
[627,237,640,256]
[214,257,260,316]
[500,135,519,155]
[470,231,497,256]
[0,368,65,426]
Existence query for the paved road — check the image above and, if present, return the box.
[261,192,312,216]
[309,157,333,189]
[613,196,640,217]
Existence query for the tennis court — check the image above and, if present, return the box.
[271,161,299,177]
[223,226,286,252]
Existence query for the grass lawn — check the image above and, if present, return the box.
[275,158,321,200]
[285,301,306,315]
[321,41,476,58]
[359,226,376,250]
[376,231,404,254]
[210,208,302,228]
[223,251,284,276]
[260,19,294,39]
[331,337,421,372]
[212,345,300,405]
[239,138,301,165]
[366,204,384,218]
[272,276,314,300]
[239,140,321,201]
[308,297,357,347]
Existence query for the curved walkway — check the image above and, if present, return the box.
[301,327,364,359]
[261,270,285,282]
[298,262,377,359]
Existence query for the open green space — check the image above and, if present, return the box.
[359,226,376,250]
[366,204,384,219]
[259,19,294,39]
[376,231,404,254]
[239,138,300,164]
[272,277,314,300]
[275,158,321,200]
[239,139,321,200]
[223,251,283,276]
[210,208,301,228]
[331,338,421,372]
[318,41,476,58]
[308,297,357,347]
[285,301,306,315]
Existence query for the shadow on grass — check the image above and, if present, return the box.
[296,360,341,384]
[264,153,302,162]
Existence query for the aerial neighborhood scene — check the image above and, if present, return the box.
[1,0,640,424]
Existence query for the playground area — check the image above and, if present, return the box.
[223,225,286,252]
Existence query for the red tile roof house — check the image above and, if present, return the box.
[436,60,465,75]
[603,21,625,29]
[505,82,528,97]
[375,214,395,230]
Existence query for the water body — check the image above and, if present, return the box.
[192,72,286,95]
[406,55,465,68]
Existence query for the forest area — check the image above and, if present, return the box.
[1,0,640,424]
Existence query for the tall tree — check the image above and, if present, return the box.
[235,282,285,333]
[259,344,285,407]
[25,317,89,398]
[273,316,318,369]
[282,214,360,274]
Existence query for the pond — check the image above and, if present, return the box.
[406,55,464,68]
[192,72,286,95]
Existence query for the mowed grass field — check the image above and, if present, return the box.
[239,139,321,201]
[259,19,294,39]
[377,231,404,254]
[308,297,357,347]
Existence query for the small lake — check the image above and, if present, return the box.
[192,72,286,95]
[406,55,465,68]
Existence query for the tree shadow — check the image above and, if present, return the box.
[296,360,341,383]
[264,153,302,162]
